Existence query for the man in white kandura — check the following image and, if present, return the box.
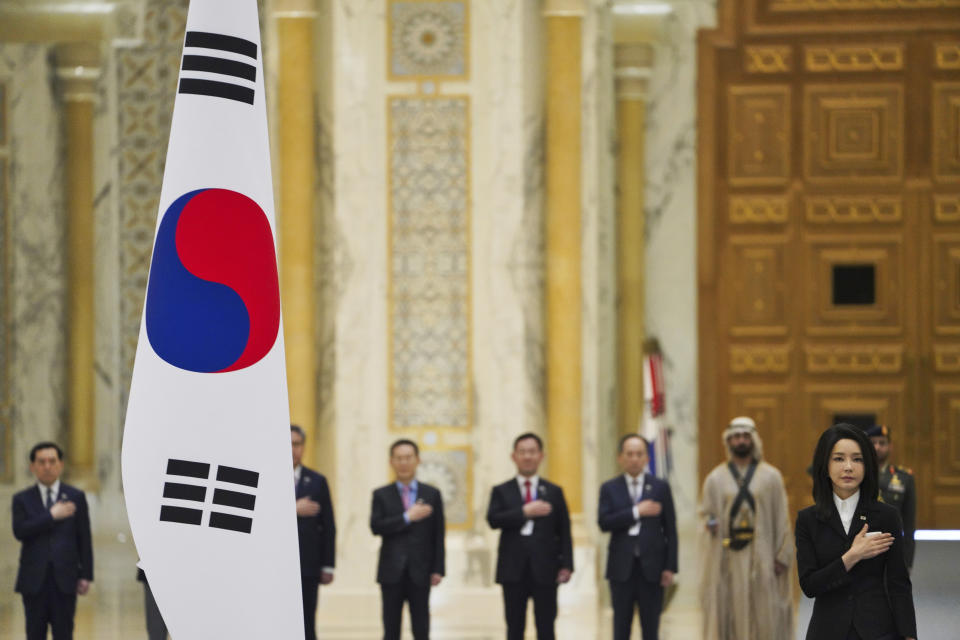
[699,416,794,640]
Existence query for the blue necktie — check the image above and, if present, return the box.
[45,488,53,509]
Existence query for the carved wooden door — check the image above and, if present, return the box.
[698,0,960,527]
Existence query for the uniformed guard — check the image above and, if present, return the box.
[866,424,916,568]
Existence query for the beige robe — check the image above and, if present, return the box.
[699,460,794,640]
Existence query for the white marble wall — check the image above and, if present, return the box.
[0,44,67,595]
[2,44,67,485]
[92,39,126,529]
[644,0,716,529]
[641,0,717,617]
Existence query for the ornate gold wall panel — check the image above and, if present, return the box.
[386,0,472,529]
[805,344,904,373]
[805,44,904,72]
[769,0,960,11]
[934,194,960,222]
[805,195,902,224]
[700,0,960,526]
[728,85,792,186]
[934,344,960,372]
[934,42,960,68]
[933,82,960,183]
[932,233,960,335]
[932,384,960,488]
[729,236,789,336]
[730,195,790,224]
[730,345,791,373]
[805,236,903,335]
[745,46,793,73]
[803,84,904,183]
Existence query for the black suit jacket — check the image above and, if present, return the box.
[796,499,916,640]
[486,477,573,585]
[296,466,336,578]
[370,481,445,586]
[598,474,678,583]
[12,483,93,595]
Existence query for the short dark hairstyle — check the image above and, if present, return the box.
[811,423,879,519]
[30,442,63,462]
[513,432,543,451]
[290,425,306,441]
[390,438,419,457]
[618,433,650,454]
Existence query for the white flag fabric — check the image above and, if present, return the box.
[121,1,303,637]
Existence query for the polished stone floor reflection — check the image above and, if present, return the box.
[8,534,958,639]
[0,532,700,640]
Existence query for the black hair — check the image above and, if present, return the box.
[811,423,879,519]
[390,438,419,457]
[30,441,63,462]
[513,432,543,451]
[617,433,650,454]
[290,425,306,441]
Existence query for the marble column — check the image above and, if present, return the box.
[57,43,100,486]
[544,0,585,515]
[274,1,319,467]
[614,43,653,438]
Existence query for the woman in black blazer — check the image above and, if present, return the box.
[795,424,917,640]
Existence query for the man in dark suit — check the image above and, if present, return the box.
[12,442,94,640]
[370,439,445,640]
[598,434,678,640]
[291,425,336,640]
[487,432,573,640]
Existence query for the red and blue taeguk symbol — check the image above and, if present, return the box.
[145,188,280,373]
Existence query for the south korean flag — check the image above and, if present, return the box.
[121,1,303,637]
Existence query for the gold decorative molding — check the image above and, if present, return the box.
[805,195,902,224]
[805,45,904,72]
[936,43,960,69]
[934,195,960,222]
[615,43,654,101]
[729,195,790,224]
[805,345,904,374]
[803,84,904,183]
[728,85,791,186]
[730,345,791,374]
[745,46,792,73]
[934,345,960,373]
[933,83,960,183]
[771,0,960,11]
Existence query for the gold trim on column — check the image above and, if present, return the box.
[615,43,653,439]
[57,43,100,485]
[544,6,584,514]
[275,13,319,467]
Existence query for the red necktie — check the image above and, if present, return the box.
[524,480,532,504]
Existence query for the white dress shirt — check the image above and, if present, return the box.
[37,480,61,507]
[518,475,539,536]
[833,489,860,535]
[625,473,644,536]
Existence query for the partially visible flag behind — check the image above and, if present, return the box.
[121,1,303,637]
[641,338,672,480]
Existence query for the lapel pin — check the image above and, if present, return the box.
[860,515,866,520]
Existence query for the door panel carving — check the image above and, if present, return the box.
[700,0,960,526]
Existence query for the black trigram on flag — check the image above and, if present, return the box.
[159,458,258,534]
[178,31,257,105]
